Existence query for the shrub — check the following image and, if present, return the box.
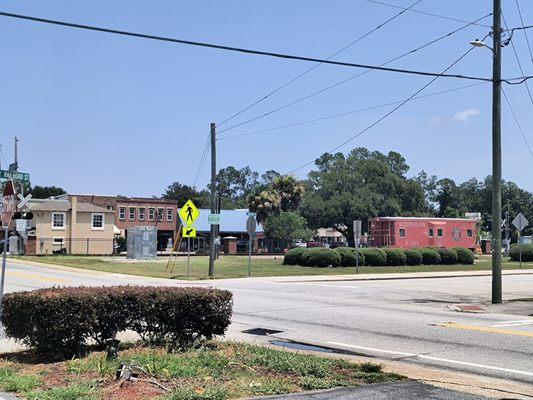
[382,248,406,266]
[419,248,441,265]
[335,247,365,267]
[283,248,307,265]
[359,248,387,266]
[436,248,458,265]
[1,286,233,356]
[453,247,475,264]
[404,249,423,266]
[300,248,341,268]
[509,244,533,262]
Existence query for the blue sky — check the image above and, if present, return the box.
[1,0,533,196]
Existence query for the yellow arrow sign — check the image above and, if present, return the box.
[182,226,197,238]
[179,199,200,226]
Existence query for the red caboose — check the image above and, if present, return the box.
[369,217,478,249]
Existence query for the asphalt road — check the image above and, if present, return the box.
[2,260,533,388]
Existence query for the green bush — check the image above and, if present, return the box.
[453,247,475,264]
[1,286,233,356]
[509,244,533,262]
[404,249,423,266]
[359,248,387,266]
[283,248,307,265]
[436,248,458,265]
[335,247,365,267]
[300,248,341,268]
[419,248,441,265]
[382,248,406,266]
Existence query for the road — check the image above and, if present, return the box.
[2,260,533,388]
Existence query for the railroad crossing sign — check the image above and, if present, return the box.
[512,213,529,232]
[179,199,200,226]
[17,193,32,210]
[182,226,197,238]
[0,170,30,182]
[1,180,16,227]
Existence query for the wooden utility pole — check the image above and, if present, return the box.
[208,123,216,278]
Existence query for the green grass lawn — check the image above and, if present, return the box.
[11,254,532,280]
[0,342,402,400]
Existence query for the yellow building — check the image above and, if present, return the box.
[27,196,116,255]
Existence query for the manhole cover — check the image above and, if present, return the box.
[242,328,283,336]
[451,304,486,313]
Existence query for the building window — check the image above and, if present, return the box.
[157,208,164,222]
[129,207,136,221]
[108,206,114,211]
[399,228,406,238]
[139,208,145,221]
[437,228,443,237]
[119,207,126,220]
[52,212,66,230]
[166,208,173,222]
[92,213,104,230]
[467,229,473,238]
[148,208,155,221]
[428,228,434,237]
[53,237,64,246]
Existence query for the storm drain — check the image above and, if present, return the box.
[242,327,283,336]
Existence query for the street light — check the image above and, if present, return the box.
[469,39,494,52]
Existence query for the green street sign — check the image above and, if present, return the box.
[0,170,30,182]
[208,214,220,225]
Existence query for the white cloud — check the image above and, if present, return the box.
[453,108,481,122]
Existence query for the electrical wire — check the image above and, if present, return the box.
[362,0,492,28]
[285,46,476,175]
[217,82,487,141]
[216,0,423,127]
[514,0,533,64]
[192,133,210,189]
[216,12,492,136]
[0,11,508,85]
[502,88,533,160]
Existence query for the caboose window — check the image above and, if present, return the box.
[467,229,473,238]
[437,229,443,237]
[428,228,434,237]
[399,229,406,238]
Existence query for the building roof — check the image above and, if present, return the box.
[29,199,113,213]
[178,208,263,233]
[370,216,477,222]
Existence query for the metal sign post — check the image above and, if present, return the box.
[187,237,191,278]
[353,220,362,274]
[246,213,257,277]
[0,180,16,321]
[512,213,529,269]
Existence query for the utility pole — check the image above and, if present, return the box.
[491,0,503,304]
[208,123,216,278]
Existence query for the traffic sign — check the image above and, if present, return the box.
[179,199,200,226]
[208,214,220,225]
[1,180,16,228]
[17,193,32,210]
[246,215,257,235]
[0,170,30,182]
[353,220,362,239]
[512,213,529,232]
[15,219,30,232]
[182,226,197,238]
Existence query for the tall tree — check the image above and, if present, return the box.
[263,212,313,242]
[163,182,208,207]
[29,185,66,199]
[216,166,259,208]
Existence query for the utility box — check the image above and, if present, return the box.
[8,236,19,255]
[127,226,157,260]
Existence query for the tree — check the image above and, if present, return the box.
[433,178,462,216]
[29,185,66,199]
[247,190,280,223]
[298,148,425,243]
[263,212,313,242]
[216,166,259,208]
[162,182,208,207]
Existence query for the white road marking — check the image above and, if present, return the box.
[327,341,533,377]
[492,319,533,327]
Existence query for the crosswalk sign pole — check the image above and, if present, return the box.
[187,237,191,278]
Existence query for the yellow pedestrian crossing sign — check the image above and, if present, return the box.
[179,199,200,226]
[182,226,197,238]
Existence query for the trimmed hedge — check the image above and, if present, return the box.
[436,248,458,265]
[419,248,441,265]
[509,244,533,262]
[453,247,475,265]
[301,248,341,268]
[335,247,365,267]
[404,249,423,266]
[283,247,307,265]
[382,248,406,266]
[0,286,233,356]
[359,248,387,266]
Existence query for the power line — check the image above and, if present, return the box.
[0,11,507,84]
[514,0,533,65]
[217,0,423,127]
[217,82,487,141]
[362,0,492,28]
[286,46,476,175]
[216,12,492,135]
[193,133,210,189]
[502,88,533,160]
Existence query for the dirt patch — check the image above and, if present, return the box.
[103,380,167,400]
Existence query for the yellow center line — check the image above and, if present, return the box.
[439,322,533,338]
[7,270,69,283]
